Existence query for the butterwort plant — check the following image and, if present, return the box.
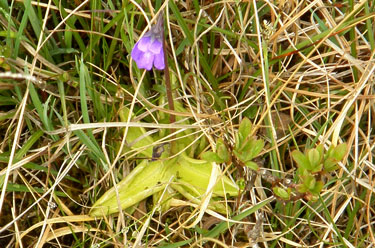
[131,14,165,71]
[89,11,240,217]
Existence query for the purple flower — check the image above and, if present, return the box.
[131,15,165,71]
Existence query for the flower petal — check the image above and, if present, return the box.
[149,39,162,55]
[137,36,151,52]
[153,49,165,70]
[136,51,154,71]
[131,43,143,61]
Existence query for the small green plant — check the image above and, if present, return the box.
[233,118,264,170]
[273,143,348,201]
[202,117,264,171]
[201,118,348,203]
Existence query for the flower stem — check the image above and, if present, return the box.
[162,21,176,153]
[163,41,175,122]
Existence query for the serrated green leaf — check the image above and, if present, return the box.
[216,138,230,162]
[251,139,264,159]
[273,187,290,200]
[292,150,311,170]
[238,118,252,144]
[316,144,324,160]
[326,145,334,159]
[239,139,254,160]
[308,148,322,170]
[296,183,308,193]
[234,133,242,151]
[298,170,310,183]
[331,143,348,161]
[311,164,323,173]
[236,137,263,162]
[233,149,247,163]
[305,176,316,190]
[311,181,324,195]
[324,157,339,172]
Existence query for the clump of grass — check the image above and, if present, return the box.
[0,1,374,247]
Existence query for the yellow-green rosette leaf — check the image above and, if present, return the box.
[171,183,230,214]
[170,154,239,197]
[90,159,171,217]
